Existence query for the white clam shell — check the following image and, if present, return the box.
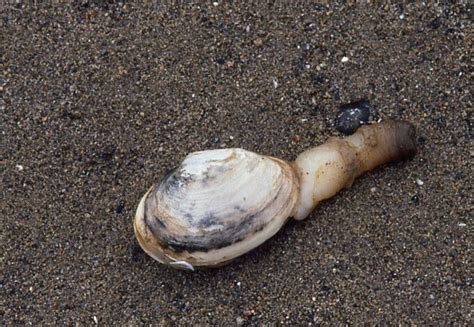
[134,148,299,268]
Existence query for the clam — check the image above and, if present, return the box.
[134,120,417,270]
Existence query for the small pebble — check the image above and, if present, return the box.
[335,99,373,135]
[448,249,458,258]
[272,78,278,88]
[301,43,310,51]
[429,17,442,29]
[15,164,24,171]
[291,134,301,143]
[341,56,349,63]
[254,37,264,47]
[115,202,125,214]
[457,223,466,227]
[416,178,424,186]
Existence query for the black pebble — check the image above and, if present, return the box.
[115,201,125,214]
[98,150,114,161]
[448,249,458,258]
[411,194,420,206]
[335,99,373,135]
[429,17,442,30]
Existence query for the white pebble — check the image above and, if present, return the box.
[341,56,349,63]
[93,316,98,324]
[370,187,377,192]
[415,178,424,186]
[272,78,278,88]
[229,136,234,140]
[458,223,466,227]
[15,164,24,171]
[236,281,241,286]
[399,14,405,19]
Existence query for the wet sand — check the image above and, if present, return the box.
[2,2,472,325]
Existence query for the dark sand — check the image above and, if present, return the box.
[2,2,472,325]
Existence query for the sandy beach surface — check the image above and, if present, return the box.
[2,2,472,325]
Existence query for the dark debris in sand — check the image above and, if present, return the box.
[2,1,472,325]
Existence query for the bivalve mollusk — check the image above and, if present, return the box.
[134,120,417,270]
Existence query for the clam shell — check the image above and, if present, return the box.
[134,148,299,269]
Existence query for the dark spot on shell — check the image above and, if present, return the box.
[161,234,238,253]
[165,240,211,253]
[163,169,192,194]
[154,219,166,228]
[335,99,373,135]
[234,205,246,213]
[144,198,167,229]
[199,213,219,228]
